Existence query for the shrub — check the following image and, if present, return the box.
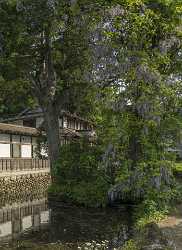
[121,240,139,250]
[135,199,168,229]
[50,141,110,207]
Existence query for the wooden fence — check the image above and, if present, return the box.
[0,158,50,172]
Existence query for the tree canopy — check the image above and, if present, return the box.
[0,0,182,210]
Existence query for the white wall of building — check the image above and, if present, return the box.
[21,145,32,158]
[0,144,11,158]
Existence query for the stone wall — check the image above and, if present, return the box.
[0,173,51,201]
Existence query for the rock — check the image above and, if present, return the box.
[139,223,176,250]
[108,225,130,249]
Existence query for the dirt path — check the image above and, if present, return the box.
[158,205,182,250]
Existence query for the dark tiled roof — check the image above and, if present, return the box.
[0,123,96,139]
[1,108,94,125]
[0,123,39,136]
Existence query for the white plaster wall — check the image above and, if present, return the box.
[0,144,11,158]
[21,145,32,158]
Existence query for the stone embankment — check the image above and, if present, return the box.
[0,172,51,199]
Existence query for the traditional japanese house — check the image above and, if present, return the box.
[0,108,96,173]
[2,108,96,144]
[0,123,49,171]
[0,123,39,158]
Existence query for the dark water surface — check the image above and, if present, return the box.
[0,193,133,249]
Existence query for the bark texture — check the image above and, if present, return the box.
[43,103,60,168]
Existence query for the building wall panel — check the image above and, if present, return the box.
[0,144,11,158]
[21,145,32,158]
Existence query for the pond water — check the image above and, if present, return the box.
[0,192,133,249]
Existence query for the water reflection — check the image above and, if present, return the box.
[0,196,50,243]
[0,194,132,249]
[48,203,131,244]
[29,201,132,249]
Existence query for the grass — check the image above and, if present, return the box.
[174,162,182,173]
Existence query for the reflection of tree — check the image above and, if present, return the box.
[47,203,132,248]
[108,225,130,249]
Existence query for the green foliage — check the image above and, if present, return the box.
[0,0,99,120]
[174,162,182,173]
[135,199,168,229]
[50,141,110,207]
[0,1,35,116]
[0,78,34,116]
[121,240,139,250]
[171,183,182,204]
[95,0,182,208]
[1,0,182,215]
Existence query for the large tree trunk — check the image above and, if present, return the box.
[43,103,60,172]
[31,27,61,179]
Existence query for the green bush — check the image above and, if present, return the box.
[50,141,110,207]
[121,240,139,250]
[135,199,168,229]
[173,162,182,173]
